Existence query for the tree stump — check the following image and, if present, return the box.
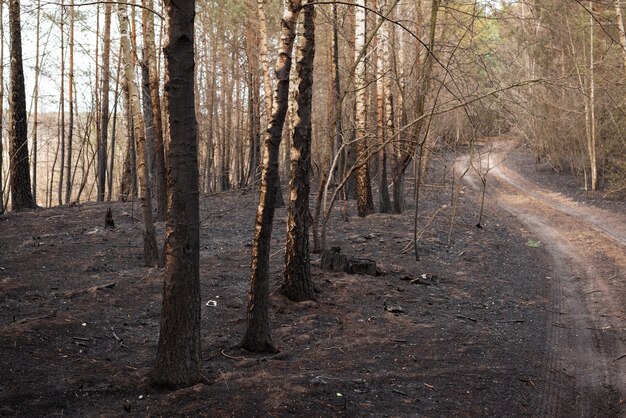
[321,247,348,272]
[105,208,115,229]
[321,247,377,276]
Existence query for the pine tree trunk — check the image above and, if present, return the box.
[283,0,316,302]
[8,0,35,210]
[142,0,167,220]
[65,4,74,204]
[242,0,302,353]
[0,0,4,213]
[32,0,41,204]
[354,0,374,217]
[58,9,65,206]
[117,0,159,267]
[376,0,391,213]
[153,0,201,388]
[98,1,112,202]
[107,46,122,202]
[257,0,285,207]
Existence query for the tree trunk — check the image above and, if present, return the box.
[8,0,35,210]
[117,0,159,267]
[142,0,167,220]
[141,61,155,185]
[65,4,75,204]
[153,0,201,388]
[119,77,137,201]
[354,0,374,217]
[376,0,391,213]
[257,0,285,207]
[588,1,598,191]
[98,1,112,202]
[282,0,316,302]
[0,0,4,213]
[242,0,302,353]
[58,8,65,206]
[32,0,41,204]
[108,46,122,202]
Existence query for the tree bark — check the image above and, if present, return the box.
[153,0,201,388]
[108,45,122,202]
[58,8,65,206]
[376,0,391,213]
[257,0,285,207]
[142,0,167,220]
[8,0,35,210]
[98,1,112,202]
[0,0,4,213]
[282,0,316,302]
[32,0,41,204]
[242,0,302,353]
[117,0,159,267]
[65,4,75,204]
[354,0,374,217]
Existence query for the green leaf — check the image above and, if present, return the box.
[525,240,542,248]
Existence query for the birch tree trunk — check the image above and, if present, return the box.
[242,0,302,353]
[588,1,598,191]
[282,0,316,302]
[154,0,201,388]
[354,0,375,217]
[117,0,159,267]
[8,0,35,210]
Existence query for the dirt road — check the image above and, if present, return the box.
[459,140,626,416]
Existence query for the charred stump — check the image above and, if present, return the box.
[321,247,377,276]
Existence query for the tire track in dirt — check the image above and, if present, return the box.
[458,142,625,417]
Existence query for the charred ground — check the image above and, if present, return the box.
[1,144,623,417]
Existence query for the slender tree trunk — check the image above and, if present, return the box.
[58,8,65,206]
[141,61,155,186]
[615,0,626,78]
[108,47,122,201]
[142,0,167,220]
[98,1,112,202]
[283,0,316,302]
[32,0,41,204]
[376,0,391,213]
[65,4,75,203]
[588,1,598,191]
[154,0,201,388]
[242,0,302,353]
[354,0,374,217]
[117,0,159,267]
[257,0,273,117]
[0,0,4,213]
[8,0,35,210]
[257,0,285,207]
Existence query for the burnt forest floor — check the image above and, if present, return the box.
[1,139,624,417]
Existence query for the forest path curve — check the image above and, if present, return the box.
[457,139,626,417]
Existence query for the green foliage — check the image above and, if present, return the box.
[525,240,542,248]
